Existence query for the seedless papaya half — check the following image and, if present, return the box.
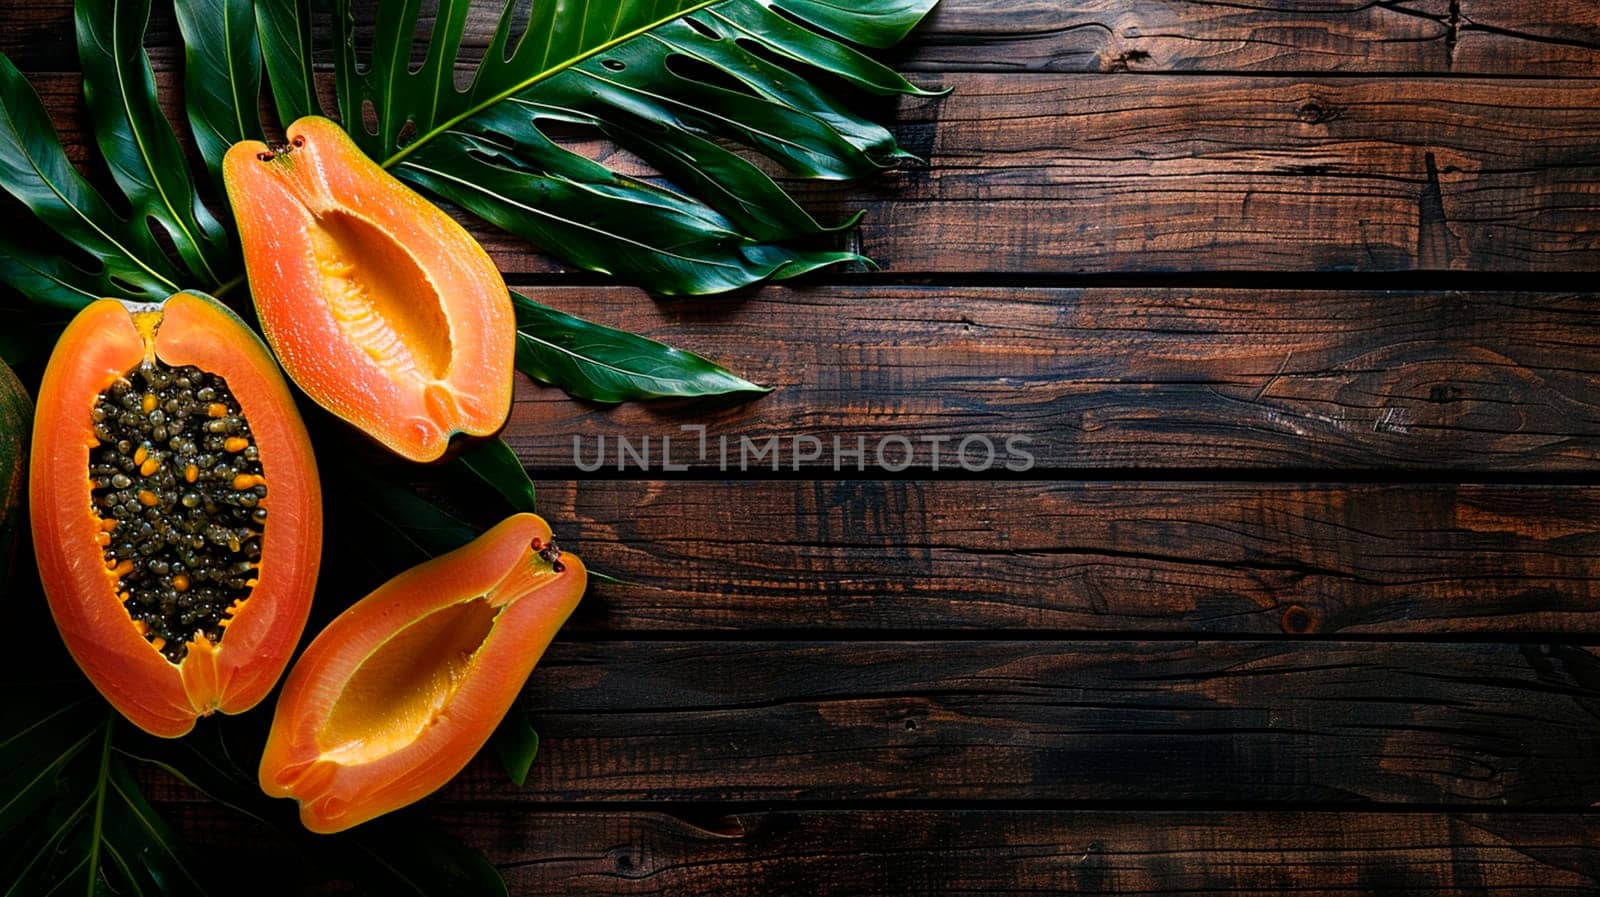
[261,513,585,833]
[223,116,515,463]
[30,294,321,738]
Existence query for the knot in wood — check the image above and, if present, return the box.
[1295,99,1340,125]
[1280,604,1317,635]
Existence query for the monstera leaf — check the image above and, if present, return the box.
[255,0,939,294]
[0,688,213,897]
[0,2,939,886]
[0,53,189,308]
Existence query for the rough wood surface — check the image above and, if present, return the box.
[1453,1,1600,77]
[383,640,1600,807]
[24,69,1600,275]
[505,287,1600,472]
[791,76,1600,276]
[142,641,1600,810]
[8,0,1600,76]
[901,1,1600,76]
[150,804,1600,896]
[442,809,1600,896]
[12,3,1600,893]
[460,74,1600,275]
[537,480,1600,636]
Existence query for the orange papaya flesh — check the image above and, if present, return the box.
[222,116,515,463]
[260,512,585,833]
[30,295,322,738]
[0,357,30,590]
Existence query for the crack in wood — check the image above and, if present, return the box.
[1447,0,1462,68]
[1417,151,1452,268]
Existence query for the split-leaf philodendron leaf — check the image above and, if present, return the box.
[256,0,940,294]
[0,1,939,889]
[0,689,212,897]
[75,0,235,286]
[513,291,770,403]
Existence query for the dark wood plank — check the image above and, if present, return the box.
[903,1,1600,76]
[142,642,1600,809]
[8,0,1598,77]
[457,809,1600,895]
[148,804,1600,896]
[463,75,1600,275]
[779,76,1600,276]
[23,71,1600,275]
[387,640,1600,807]
[900,0,1455,74]
[504,287,1600,472]
[1455,1,1600,77]
[541,480,1600,636]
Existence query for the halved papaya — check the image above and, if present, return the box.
[0,357,30,590]
[30,294,321,738]
[222,116,515,463]
[260,513,584,833]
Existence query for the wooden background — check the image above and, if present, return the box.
[10,0,1600,892]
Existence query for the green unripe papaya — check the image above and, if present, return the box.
[0,357,30,588]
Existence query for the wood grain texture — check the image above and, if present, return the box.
[539,480,1600,636]
[783,76,1600,276]
[390,640,1600,807]
[507,287,1600,472]
[901,1,1600,76]
[142,642,1600,810]
[1455,1,1600,77]
[149,804,1600,896]
[21,69,1600,275]
[7,0,1599,76]
[430,73,1600,275]
[449,809,1600,896]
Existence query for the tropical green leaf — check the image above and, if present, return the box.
[0,312,24,366]
[75,0,233,286]
[0,699,211,897]
[489,711,540,787]
[173,0,267,188]
[451,438,537,515]
[0,234,106,312]
[0,692,97,836]
[709,3,937,94]
[764,0,937,48]
[100,760,212,897]
[258,0,938,294]
[587,568,633,586]
[344,818,509,897]
[512,291,768,403]
[122,724,508,897]
[0,54,182,303]
[315,0,720,164]
[254,0,323,124]
[399,127,866,294]
[327,458,480,567]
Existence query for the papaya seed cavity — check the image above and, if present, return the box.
[90,359,267,663]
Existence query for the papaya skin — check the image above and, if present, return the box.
[30,294,322,738]
[260,513,584,833]
[222,116,515,463]
[0,357,30,590]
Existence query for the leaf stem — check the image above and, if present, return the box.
[212,273,247,299]
[85,718,114,895]
[378,0,719,170]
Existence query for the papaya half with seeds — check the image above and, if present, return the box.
[30,294,321,738]
[0,357,31,590]
[260,513,585,833]
[222,116,515,463]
